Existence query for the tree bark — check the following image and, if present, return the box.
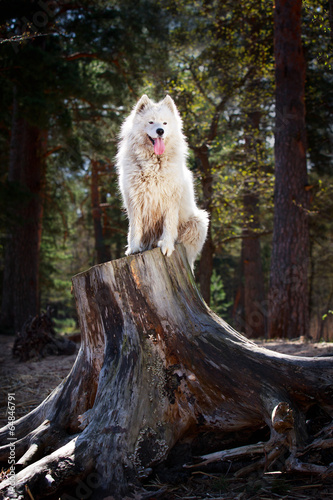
[240,193,266,339]
[195,144,214,305]
[0,246,332,500]
[91,160,111,264]
[0,90,46,333]
[238,111,266,339]
[268,0,310,339]
[0,90,24,331]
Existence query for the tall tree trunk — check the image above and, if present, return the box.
[91,160,111,264]
[241,190,266,338]
[100,191,112,261]
[0,246,332,500]
[195,145,214,305]
[239,111,266,338]
[0,91,24,330]
[0,91,46,332]
[268,0,309,339]
[197,223,214,304]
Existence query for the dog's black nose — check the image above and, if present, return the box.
[156,128,164,136]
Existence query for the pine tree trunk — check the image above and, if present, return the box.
[197,224,214,304]
[240,191,266,338]
[195,144,214,304]
[1,91,46,333]
[91,160,111,264]
[0,246,332,500]
[268,0,310,339]
[239,111,266,338]
[0,90,24,330]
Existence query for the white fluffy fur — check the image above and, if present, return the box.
[116,94,209,270]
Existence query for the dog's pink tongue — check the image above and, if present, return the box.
[154,137,165,155]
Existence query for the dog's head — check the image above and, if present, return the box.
[131,95,183,156]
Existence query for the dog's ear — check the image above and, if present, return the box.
[135,95,151,114]
[162,95,176,113]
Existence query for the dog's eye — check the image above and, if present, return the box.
[149,121,154,124]
[163,122,167,125]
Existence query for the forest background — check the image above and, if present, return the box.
[0,0,332,343]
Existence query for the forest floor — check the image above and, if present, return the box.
[0,334,333,499]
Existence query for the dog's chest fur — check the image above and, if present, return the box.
[130,154,178,200]
[128,155,181,244]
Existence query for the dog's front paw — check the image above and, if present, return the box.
[126,239,145,255]
[157,239,175,257]
[126,244,141,256]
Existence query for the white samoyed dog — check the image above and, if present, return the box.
[116,94,209,270]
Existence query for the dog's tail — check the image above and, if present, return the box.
[179,209,209,270]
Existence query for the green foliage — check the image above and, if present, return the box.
[303,0,333,175]
[211,167,275,248]
[210,269,233,316]
[322,310,333,321]
[164,0,275,239]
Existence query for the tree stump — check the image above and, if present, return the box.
[0,245,333,499]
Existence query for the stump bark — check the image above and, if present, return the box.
[0,245,332,499]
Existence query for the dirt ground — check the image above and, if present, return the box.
[0,334,78,428]
[0,335,333,499]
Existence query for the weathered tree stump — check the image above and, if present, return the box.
[0,245,333,499]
